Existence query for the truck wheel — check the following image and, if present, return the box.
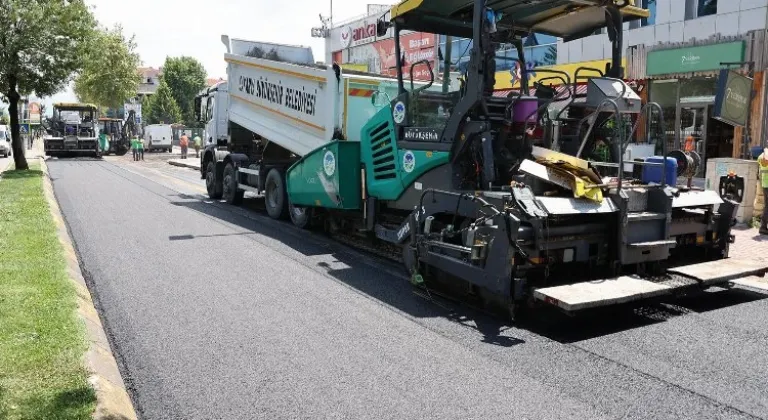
[222,163,244,205]
[288,202,312,229]
[264,168,289,220]
[206,161,223,200]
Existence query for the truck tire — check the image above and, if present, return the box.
[264,168,289,220]
[206,161,223,200]
[222,163,244,205]
[288,202,312,229]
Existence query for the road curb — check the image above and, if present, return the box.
[39,157,139,420]
[168,159,200,170]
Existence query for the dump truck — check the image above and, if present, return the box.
[44,103,102,157]
[199,0,768,320]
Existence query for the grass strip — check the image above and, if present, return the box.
[0,162,95,420]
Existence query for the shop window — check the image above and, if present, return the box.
[679,77,717,102]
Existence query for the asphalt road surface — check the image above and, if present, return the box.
[47,153,768,420]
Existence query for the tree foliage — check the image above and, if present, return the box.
[143,79,182,125]
[0,0,96,169]
[161,56,207,125]
[74,24,141,109]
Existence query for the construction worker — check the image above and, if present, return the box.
[758,148,768,235]
[193,135,201,158]
[131,135,139,161]
[138,136,145,161]
[179,133,189,159]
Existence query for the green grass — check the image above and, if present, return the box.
[0,162,96,420]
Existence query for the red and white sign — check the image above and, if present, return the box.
[340,20,378,48]
[377,33,437,81]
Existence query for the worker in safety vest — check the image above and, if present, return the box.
[131,136,139,161]
[193,135,201,158]
[138,136,145,161]
[758,148,768,235]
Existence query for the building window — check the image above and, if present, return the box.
[687,0,716,19]
[642,0,657,26]
[698,0,717,17]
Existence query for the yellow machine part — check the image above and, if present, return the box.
[535,159,604,203]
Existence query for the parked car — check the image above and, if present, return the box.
[0,125,10,158]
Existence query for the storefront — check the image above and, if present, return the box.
[632,36,766,178]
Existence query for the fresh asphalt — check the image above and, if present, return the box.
[46,154,768,420]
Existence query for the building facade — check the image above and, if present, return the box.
[615,0,768,177]
[325,10,439,81]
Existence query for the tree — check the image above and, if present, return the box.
[0,105,8,125]
[74,24,141,109]
[161,56,207,125]
[143,79,182,125]
[0,0,96,170]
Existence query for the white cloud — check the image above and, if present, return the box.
[39,0,397,107]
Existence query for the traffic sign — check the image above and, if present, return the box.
[19,124,29,134]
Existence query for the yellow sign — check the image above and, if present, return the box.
[342,63,369,73]
[494,58,627,90]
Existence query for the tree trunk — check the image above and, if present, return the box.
[7,76,29,170]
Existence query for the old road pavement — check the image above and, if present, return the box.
[46,153,768,420]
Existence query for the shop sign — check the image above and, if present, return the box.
[378,33,437,81]
[713,69,752,127]
[646,41,744,76]
[340,20,378,49]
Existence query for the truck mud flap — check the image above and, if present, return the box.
[667,258,768,286]
[533,276,692,312]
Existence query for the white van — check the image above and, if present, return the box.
[0,125,10,158]
[143,124,173,153]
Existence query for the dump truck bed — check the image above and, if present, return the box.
[224,48,426,157]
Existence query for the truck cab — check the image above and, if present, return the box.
[196,81,229,149]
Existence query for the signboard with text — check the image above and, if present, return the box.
[646,41,745,76]
[713,69,752,127]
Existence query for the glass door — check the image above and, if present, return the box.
[678,104,708,178]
